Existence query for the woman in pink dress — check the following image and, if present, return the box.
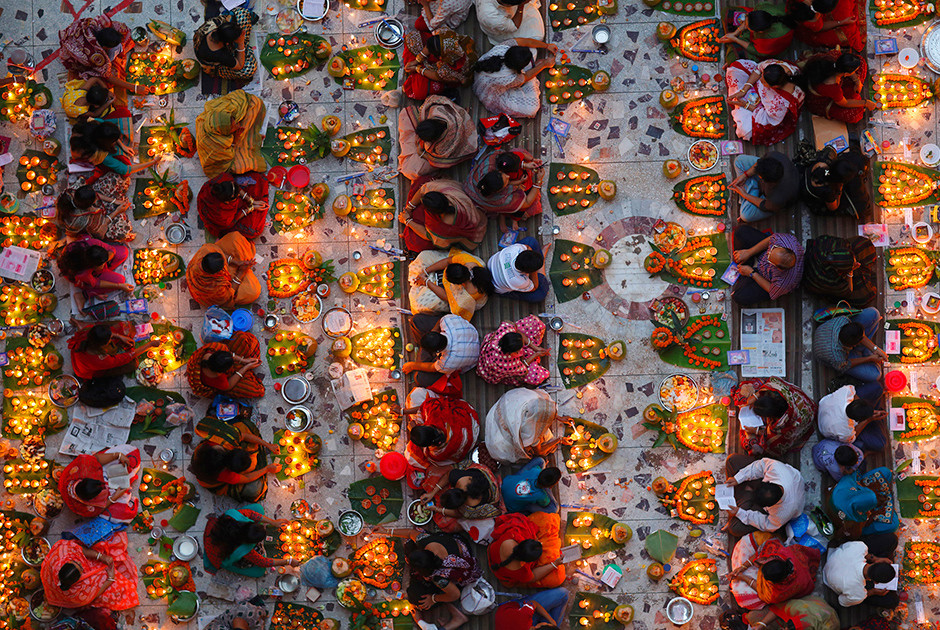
[476,314,550,386]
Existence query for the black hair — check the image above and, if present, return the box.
[834,445,859,467]
[838,322,865,347]
[754,156,784,183]
[410,425,446,448]
[787,2,815,22]
[445,263,470,284]
[202,252,226,274]
[215,21,243,44]
[753,390,788,420]
[420,332,448,353]
[870,563,896,583]
[498,331,525,354]
[835,53,862,74]
[205,350,235,373]
[762,63,792,89]
[829,158,859,184]
[86,85,110,108]
[74,478,106,501]
[474,46,532,74]
[190,442,253,483]
[754,482,784,507]
[747,10,795,32]
[440,488,467,510]
[69,133,96,159]
[408,548,442,576]
[209,514,266,559]
[426,35,443,58]
[491,539,542,570]
[760,558,794,584]
[73,185,97,209]
[85,324,113,352]
[515,249,544,273]
[415,118,447,143]
[57,242,111,278]
[719,611,748,630]
[56,186,97,225]
[58,563,82,590]
[422,191,455,216]
[89,122,122,152]
[846,399,875,422]
[449,468,490,499]
[536,466,562,488]
[805,54,861,91]
[477,171,507,197]
[496,151,523,173]
[94,27,123,49]
[812,0,838,12]
[212,180,237,201]
[470,267,495,295]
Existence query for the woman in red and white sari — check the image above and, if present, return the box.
[406,395,480,472]
[725,59,804,146]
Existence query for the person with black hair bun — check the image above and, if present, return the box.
[400,178,487,252]
[186,331,266,400]
[823,535,901,608]
[203,505,296,576]
[191,438,279,503]
[186,231,262,307]
[728,534,820,606]
[477,315,550,387]
[57,235,134,304]
[399,96,478,180]
[196,172,269,240]
[71,121,160,177]
[720,598,840,630]
[58,445,143,523]
[58,15,151,96]
[403,313,481,387]
[402,27,477,101]
[406,395,480,473]
[803,52,873,122]
[408,249,493,320]
[465,147,544,222]
[419,464,503,531]
[193,7,259,80]
[68,323,157,380]
[488,512,567,587]
[790,0,863,51]
[812,441,864,481]
[501,457,561,513]
[718,5,795,57]
[473,38,558,118]
[725,58,804,145]
[731,377,817,458]
[800,146,869,216]
[404,532,481,621]
[61,77,116,123]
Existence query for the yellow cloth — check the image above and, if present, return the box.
[61,80,88,121]
[194,90,267,178]
[187,232,261,307]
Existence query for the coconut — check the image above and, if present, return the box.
[331,139,351,158]
[332,194,352,216]
[180,58,200,80]
[591,70,611,92]
[593,249,612,269]
[327,57,347,78]
[321,115,342,136]
[656,21,676,40]
[338,272,360,294]
[596,432,618,453]
[316,520,335,536]
[168,565,191,589]
[660,89,679,109]
[614,604,635,624]
[611,523,632,544]
[332,558,352,578]
[663,159,682,179]
[332,337,353,359]
[310,182,330,202]
[598,180,617,200]
[647,562,665,581]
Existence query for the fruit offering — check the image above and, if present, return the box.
[262,125,332,166]
[565,512,630,558]
[563,419,617,472]
[133,249,186,285]
[348,188,396,228]
[266,519,340,560]
[897,475,940,518]
[125,46,199,94]
[670,96,726,139]
[1,459,54,495]
[138,323,196,373]
[15,151,60,195]
[549,240,607,303]
[0,80,52,124]
[3,337,62,389]
[266,330,317,377]
[871,73,935,108]
[888,319,940,364]
[651,471,717,524]
[348,327,401,370]
[340,127,392,166]
[557,333,611,389]
[891,397,940,442]
[902,541,940,584]
[0,285,56,326]
[875,161,940,207]
[668,18,721,62]
[670,558,719,604]
[352,536,406,588]
[645,233,730,289]
[569,592,629,630]
[261,33,331,79]
[133,176,192,219]
[2,391,66,439]
[643,403,728,452]
[127,386,185,442]
[273,430,322,479]
[331,46,400,90]
[871,0,935,28]
[339,262,399,299]
[548,164,600,215]
[543,64,605,104]
[672,174,728,216]
[344,389,402,451]
[548,0,617,29]
[271,190,324,233]
[886,246,936,290]
[651,314,731,370]
[139,468,195,513]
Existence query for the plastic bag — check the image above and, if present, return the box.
[202,306,233,343]
[785,513,827,554]
[299,556,340,589]
[460,578,496,615]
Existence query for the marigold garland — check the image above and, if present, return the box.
[672,96,725,139]
[669,19,721,62]
[913,478,940,517]
[899,402,939,441]
[645,251,667,273]
[669,558,719,604]
[887,246,935,290]
[672,174,727,216]
[877,162,936,207]
[897,321,939,363]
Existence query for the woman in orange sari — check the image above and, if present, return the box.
[187,232,261,307]
[406,396,480,471]
[186,331,265,399]
[41,524,138,610]
[487,512,565,588]
[59,445,141,523]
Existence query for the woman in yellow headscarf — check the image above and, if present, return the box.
[194,89,267,178]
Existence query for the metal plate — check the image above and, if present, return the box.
[322,307,353,338]
[922,20,940,73]
[173,535,199,561]
[374,18,404,49]
[297,0,330,21]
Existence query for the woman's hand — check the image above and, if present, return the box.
[121,283,135,293]
[265,441,281,455]
[545,43,559,55]
[405,61,419,73]
[419,491,434,504]
[866,100,879,111]
[245,358,262,370]
[266,463,283,474]
[413,275,427,287]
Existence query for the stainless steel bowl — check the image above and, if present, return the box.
[337,510,364,536]
[592,24,611,45]
[666,597,693,625]
[375,18,404,49]
[277,573,301,593]
[264,314,281,331]
[297,0,330,20]
[173,535,199,561]
[286,405,313,431]
[164,223,188,245]
[282,376,311,404]
[549,317,564,331]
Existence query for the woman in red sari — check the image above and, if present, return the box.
[197,173,269,240]
[803,52,875,123]
[406,396,480,471]
[487,512,565,588]
[732,377,817,458]
[403,23,477,101]
[59,445,141,523]
[186,332,265,399]
[725,59,804,145]
[59,15,150,95]
[69,324,157,380]
[41,527,138,610]
[729,536,821,605]
[400,177,487,252]
[789,0,863,51]
[465,149,543,223]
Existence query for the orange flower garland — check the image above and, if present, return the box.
[872,73,934,109]
[267,258,313,298]
[672,96,725,139]
[877,163,936,207]
[673,174,727,216]
[904,541,940,584]
[913,478,940,517]
[675,406,726,451]
[653,471,717,524]
[899,402,939,441]
[645,251,667,273]
[669,558,719,604]
[652,327,676,349]
[670,19,720,62]
[872,0,931,26]
[887,247,935,290]
[898,321,939,363]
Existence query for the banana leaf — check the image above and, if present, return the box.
[874,161,940,207]
[669,96,726,139]
[664,19,722,62]
[2,390,67,439]
[348,477,403,525]
[132,248,186,285]
[549,0,616,30]
[352,536,407,588]
[266,329,317,378]
[886,319,940,364]
[557,332,610,388]
[263,518,341,559]
[139,468,195,514]
[651,0,716,16]
[564,511,625,559]
[897,475,940,518]
[344,388,403,452]
[125,386,185,441]
[350,188,396,228]
[269,603,325,630]
[890,396,940,442]
[561,418,615,473]
[261,125,330,167]
[549,239,604,303]
[644,529,678,563]
[3,458,55,495]
[349,327,401,371]
[333,46,400,90]
[869,0,934,29]
[272,429,321,479]
[672,174,728,217]
[260,33,330,79]
[0,211,58,250]
[136,322,196,373]
[542,64,597,107]
[547,163,599,216]
[341,126,393,165]
[569,592,626,630]
[656,315,732,371]
[167,590,198,617]
[3,335,63,390]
